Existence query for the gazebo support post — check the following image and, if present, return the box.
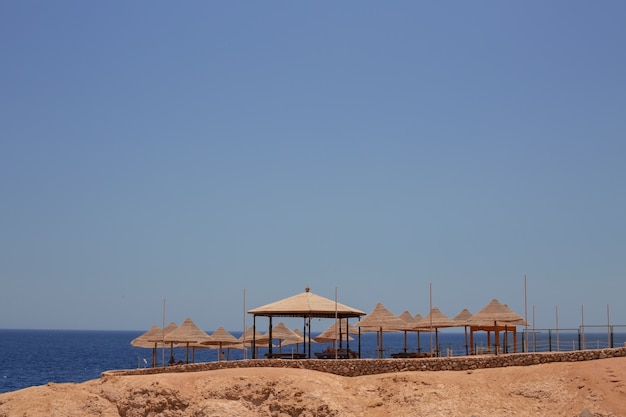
[494,321,499,355]
[268,316,273,355]
[252,316,256,359]
[307,317,312,358]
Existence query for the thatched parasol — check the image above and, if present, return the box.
[466,299,528,354]
[413,306,458,356]
[145,321,178,366]
[355,303,411,358]
[314,319,358,344]
[398,311,421,354]
[256,322,303,352]
[202,327,240,361]
[131,324,170,367]
[163,317,211,364]
[453,308,473,355]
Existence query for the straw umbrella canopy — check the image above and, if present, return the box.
[239,326,270,359]
[202,327,240,361]
[145,321,178,366]
[453,308,473,355]
[398,311,421,354]
[412,313,427,352]
[256,322,303,352]
[131,324,169,367]
[413,306,458,356]
[163,317,212,364]
[355,303,412,358]
[314,319,358,344]
[467,299,528,354]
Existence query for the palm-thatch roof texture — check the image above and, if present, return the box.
[453,308,473,325]
[202,327,240,361]
[412,306,458,356]
[314,319,359,343]
[131,324,166,348]
[467,299,528,354]
[131,324,168,367]
[413,306,458,329]
[163,318,212,364]
[145,321,178,343]
[467,299,528,327]
[355,303,411,358]
[356,303,412,331]
[257,322,303,352]
[248,287,365,318]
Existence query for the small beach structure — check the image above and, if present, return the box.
[355,303,412,358]
[256,321,303,356]
[131,324,170,367]
[145,321,178,366]
[413,306,459,356]
[397,310,422,355]
[467,299,528,354]
[163,317,212,364]
[202,327,240,361]
[453,308,474,355]
[248,287,365,358]
[314,319,358,344]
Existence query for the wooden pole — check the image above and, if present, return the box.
[524,274,528,353]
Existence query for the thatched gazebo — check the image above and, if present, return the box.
[248,287,365,358]
[467,299,528,354]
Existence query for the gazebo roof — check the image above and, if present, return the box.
[248,287,365,318]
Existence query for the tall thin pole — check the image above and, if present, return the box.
[243,288,247,359]
[335,286,338,359]
[429,283,433,355]
[533,306,537,352]
[162,298,166,367]
[524,274,528,353]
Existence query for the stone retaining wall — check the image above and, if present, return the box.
[102,347,626,379]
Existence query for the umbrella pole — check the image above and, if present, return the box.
[464,326,469,355]
[403,331,407,353]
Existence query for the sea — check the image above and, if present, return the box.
[1,328,624,394]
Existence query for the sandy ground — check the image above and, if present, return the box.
[1,357,626,417]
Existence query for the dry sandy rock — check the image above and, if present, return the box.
[1,357,626,417]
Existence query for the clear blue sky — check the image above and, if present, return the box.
[1,1,625,332]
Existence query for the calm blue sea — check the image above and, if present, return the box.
[1,328,624,394]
